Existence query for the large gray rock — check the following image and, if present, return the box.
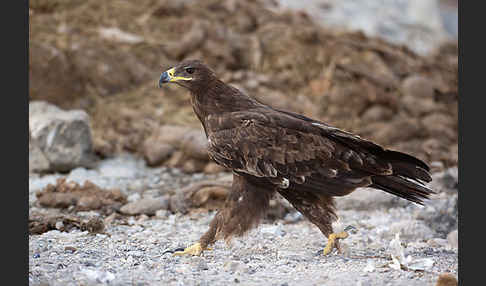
[29,101,96,172]
[29,138,50,173]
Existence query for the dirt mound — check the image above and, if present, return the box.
[29,0,458,171]
[29,211,106,235]
[35,178,127,213]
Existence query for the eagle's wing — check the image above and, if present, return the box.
[205,107,429,197]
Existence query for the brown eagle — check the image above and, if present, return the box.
[158,60,434,256]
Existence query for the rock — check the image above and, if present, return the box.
[191,186,229,208]
[180,130,209,160]
[155,209,170,218]
[163,21,207,59]
[421,113,456,137]
[203,162,227,174]
[435,272,458,286]
[144,125,209,170]
[120,195,170,215]
[168,191,189,214]
[127,193,142,203]
[181,159,208,173]
[446,230,458,249]
[361,116,425,146]
[29,139,50,173]
[36,178,127,213]
[29,101,96,172]
[402,95,437,117]
[402,75,436,99]
[407,258,435,271]
[361,105,394,122]
[143,142,174,166]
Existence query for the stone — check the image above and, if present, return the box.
[203,162,226,174]
[155,209,170,218]
[143,142,174,166]
[29,139,50,173]
[29,101,96,172]
[446,230,458,249]
[402,75,436,99]
[361,105,394,122]
[120,195,170,215]
[402,95,437,117]
[435,272,458,286]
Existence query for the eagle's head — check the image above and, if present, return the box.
[158,59,215,92]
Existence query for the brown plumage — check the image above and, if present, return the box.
[158,59,434,255]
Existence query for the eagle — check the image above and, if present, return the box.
[158,60,434,256]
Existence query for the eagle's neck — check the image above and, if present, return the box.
[190,78,262,131]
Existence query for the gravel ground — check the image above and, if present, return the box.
[29,154,458,286]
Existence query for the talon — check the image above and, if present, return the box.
[173,242,209,256]
[323,231,350,255]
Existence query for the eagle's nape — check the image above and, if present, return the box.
[157,60,435,257]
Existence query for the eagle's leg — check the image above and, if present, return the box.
[277,189,348,255]
[174,174,274,256]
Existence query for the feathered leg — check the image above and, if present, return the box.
[174,173,275,256]
[277,189,348,255]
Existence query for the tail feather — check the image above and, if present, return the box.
[383,150,430,172]
[368,149,435,205]
[389,162,432,183]
[371,175,434,205]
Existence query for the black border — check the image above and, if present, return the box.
[7,0,29,285]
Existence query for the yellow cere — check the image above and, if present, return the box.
[167,67,192,82]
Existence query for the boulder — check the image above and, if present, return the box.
[29,101,96,172]
[29,139,50,173]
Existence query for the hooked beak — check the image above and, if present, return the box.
[158,67,192,88]
[158,71,170,87]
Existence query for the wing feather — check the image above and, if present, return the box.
[206,109,373,194]
[205,107,431,199]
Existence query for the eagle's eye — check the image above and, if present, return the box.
[185,67,195,74]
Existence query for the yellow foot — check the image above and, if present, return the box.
[173,243,212,256]
[323,231,349,255]
[322,226,357,255]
